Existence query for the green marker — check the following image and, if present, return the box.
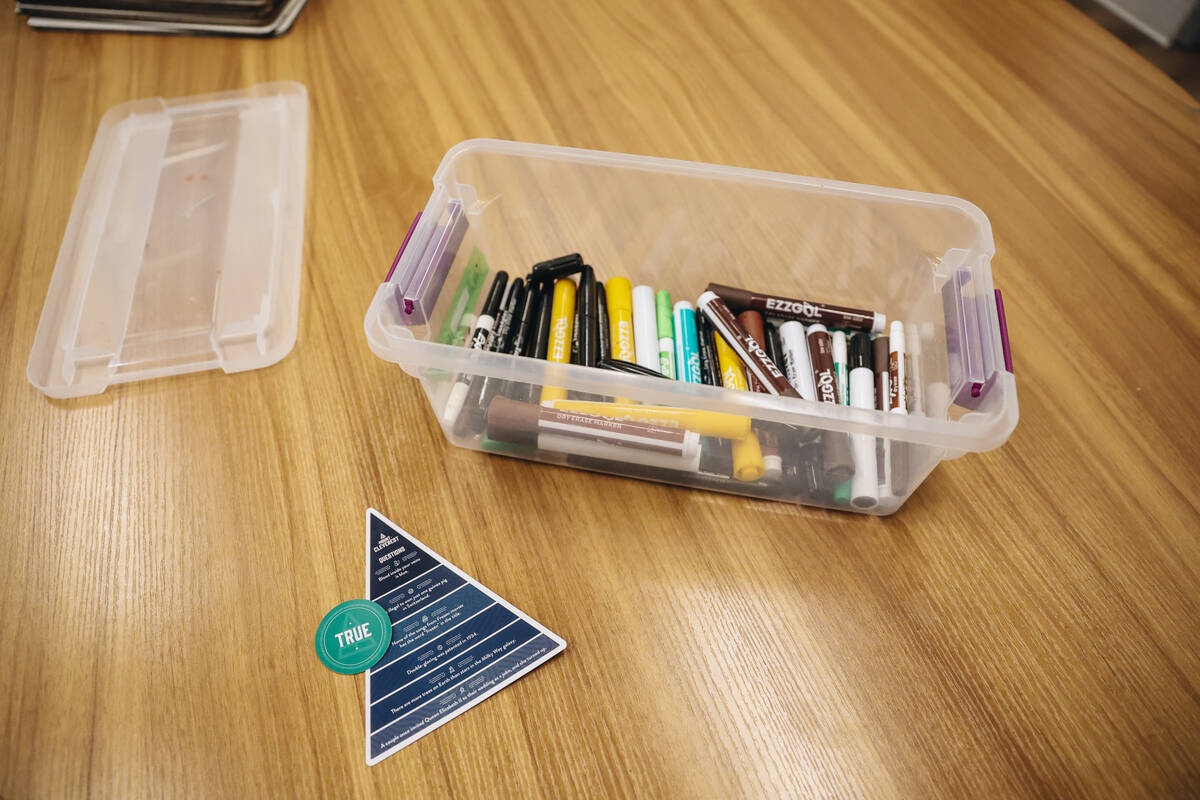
[655,290,676,379]
[315,600,392,674]
[436,247,489,346]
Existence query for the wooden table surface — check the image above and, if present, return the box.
[3,0,1199,797]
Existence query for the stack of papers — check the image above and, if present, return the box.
[15,0,308,37]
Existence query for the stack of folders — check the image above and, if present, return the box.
[15,0,308,36]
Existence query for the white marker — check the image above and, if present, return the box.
[777,321,817,401]
[632,285,660,372]
[847,333,879,509]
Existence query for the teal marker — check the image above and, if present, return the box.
[436,247,489,346]
[655,290,676,379]
[672,300,702,383]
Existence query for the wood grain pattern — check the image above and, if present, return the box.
[2,0,1199,796]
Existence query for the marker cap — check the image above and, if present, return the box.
[656,290,673,337]
[849,332,871,370]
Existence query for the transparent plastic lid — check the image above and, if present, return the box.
[27,81,308,398]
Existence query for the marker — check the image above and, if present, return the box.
[520,281,555,403]
[576,266,598,368]
[656,290,676,379]
[831,330,851,504]
[672,301,702,384]
[606,277,635,364]
[778,321,817,401]
[540,278,576,403]
[455,278,527,436]
[905,322,922,415]
[696,314,721,386]
[806,324,853,486]
[542,399,751,439]
[806,324,839,404]
[874,334,890,496]
[712,331,767,482]
[888,321,909,495]
[435,249,488,345]
[632,285,659,372]
[509,278,543,359]
[442,270,507,426]
[847,333,879,509]
[597,358,670,379]
[564,454,787,501]
[832,331,849,409]
[530,253,584,280]
[596,282,611,362]
[698,291,800,399]
[764,320,784,373]
[487,396,702,472]
[706,282,886,333]
[736,310,783,481]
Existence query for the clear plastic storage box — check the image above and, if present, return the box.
[365,140,1017,514]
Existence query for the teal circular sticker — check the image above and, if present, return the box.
[315,600,392,674]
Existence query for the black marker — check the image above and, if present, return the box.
[523,281,555,402]
[531,253,584,281]
[696,314,721,386]
[456,278,527,435]
[765,319,785,373]
[442,271,507,426]
[598,358,671,379]
[577,266,598,368]
[596,281,611,362]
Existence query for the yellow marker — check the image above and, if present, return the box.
[604,277,635,403]
[540,278,576,403]
[713,333,765,481]
[605,277,636,363]
[543,400,750,440]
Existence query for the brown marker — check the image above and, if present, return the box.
[707,282,886,334]
[698,291,800,399]
[806,324,840,405]
[736,309,783,481]
[806,323,853,485]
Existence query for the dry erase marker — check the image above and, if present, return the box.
[606,277,635,363]
[806,324,853,486]
[540,278,577,403]
[530,253,584,280]
[442,270,507,426]
[577,266,599,368]
[831,330,851,504]
[888,321,909,495]
[456,278,527,436]
[522,281,555,403]
[764,320,784,373]
[806,324,839,405]
[656,290,676,379]
[696,314,721,386]
[848,332,879,509]
[706,282,886,333]
[736,309,783,481]
[712,332,767,482]
[905,321,922,415]
[778,321,817,401]
[832,331,849,408]
[542,399,751,439]
[874,334,890,495]
[673,301,702,384]
[698,291,800,399]
[596,282,611,362]
[487,397,702,472]
[598,358,670,379]
[632,285,660,372]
